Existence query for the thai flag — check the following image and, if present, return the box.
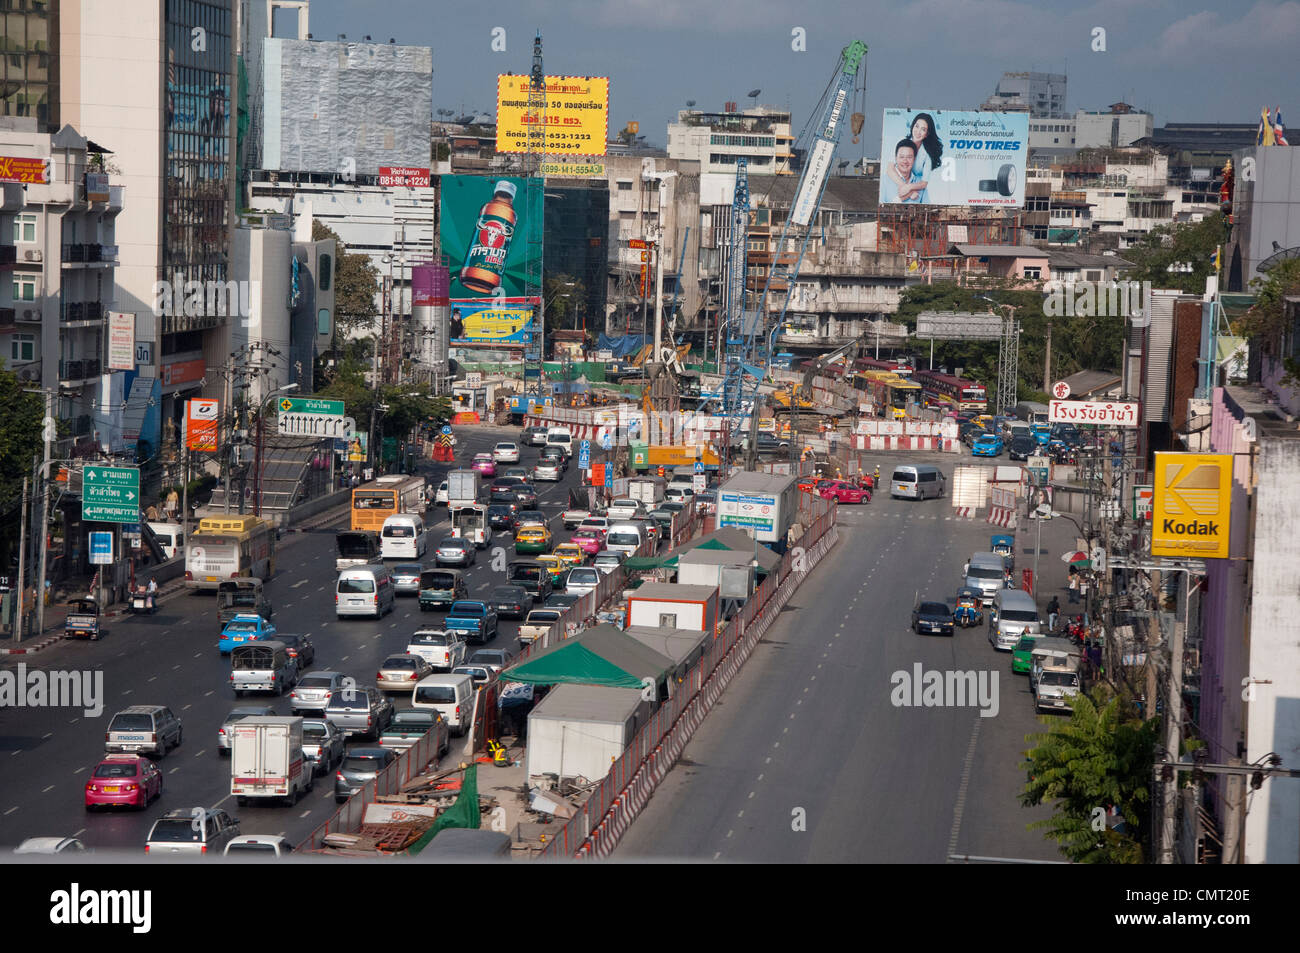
[1275,108,1289,146]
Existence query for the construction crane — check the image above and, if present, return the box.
[712,42,868,456]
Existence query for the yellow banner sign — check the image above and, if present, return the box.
[496,75,609,157]
[1152,452,1232,559]
[540,161,606,177]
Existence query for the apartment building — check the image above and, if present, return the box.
[666,106,795,177]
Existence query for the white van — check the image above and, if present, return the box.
[335,565,395,619]
[890,465,946,500]
[380,514,426,560]
[545,427,574,457]
[147,522,185,560]
[605,521,646,555]
[413,673,475,735]
[988,588,1041,650]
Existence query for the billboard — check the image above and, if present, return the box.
[496,75,609,157]
[0,155,48,184]
[186,398,220,453]
[1152,453,1232,559]
[440,175,542,299]
[107,312,135,371]
[879,109,1027,207]
[449,298,538,347]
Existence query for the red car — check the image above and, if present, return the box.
[569,527,606,555]
[85,754,163,811]
[819,480,870,504]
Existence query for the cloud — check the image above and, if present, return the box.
[1153,1,1300,58]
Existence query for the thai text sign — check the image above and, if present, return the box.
[496,75,609,156]
[1049,399,1140,427]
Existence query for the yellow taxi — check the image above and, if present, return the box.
[514,522,553,555]
[535,554,568,581]
[552,542,586,568]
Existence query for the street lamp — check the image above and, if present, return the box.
[254,383,298,517]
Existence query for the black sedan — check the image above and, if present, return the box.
[434,537,477,568]
[1007,434,1038,461]
[489,477,525,503]
[912,601,955,636]
[487,585,531,620]
[487,503,519,532]
[276,633,315,667]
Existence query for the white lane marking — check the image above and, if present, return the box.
[947,717,983,861]
[73,828,85,838]
[122,689,133,695]
[713,851,721,860]
[726,829,733,839]
[41,732,52,740]
[204,690,214,697]
[748,791,755,800]
[195,750,206,758]
[3,807,16,815]
[67,718,79,725]
[757,774,764,781]
[147,676,156,682]
[41,784,54,793]
[291,579,309,589]
[73,766,87,775]
[737,809,745,818]
[170,766,182,774]
[9,751,19,757]
[182,704,192,711]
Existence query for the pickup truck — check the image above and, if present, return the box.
[518,608,562,646]
[445,600,499,646]
[380,709,450,757]
[300,718,345,776]
[561,504,593,530]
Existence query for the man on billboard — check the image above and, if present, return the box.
[885,112,943,203]
[884,139,929,204]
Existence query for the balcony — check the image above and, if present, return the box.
[62,243,114,265]
[62,301,106,324]
[0,307,13,331]
[59,359,102,383]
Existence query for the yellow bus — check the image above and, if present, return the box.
[184,515,276,589]
[856,370,921,420]
[351,474,427,533]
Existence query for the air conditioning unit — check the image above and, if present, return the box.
[22,309,36,320]
[20,369,35,381]
[24,249,41,262]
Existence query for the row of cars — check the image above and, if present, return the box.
[962,416,1083,461]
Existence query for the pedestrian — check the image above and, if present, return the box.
[1068,573,1080,604]
[1047,595,1060,632]
[962,560,970,577]
[1079,575,1089,605]
[145,503,159,522]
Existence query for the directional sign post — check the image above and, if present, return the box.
[577,440,591,470]
[82,466,140,523]
[89,532,114,565]
[277,396,347,438]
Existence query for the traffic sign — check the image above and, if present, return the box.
[441,425,452,435]
[1051,380,1071,400]
[604,467,613,489]
[89,531,114,565]
[577,440,591,470]
[694,462,705,473]
[693,473,706,492]
[82,465,140,523]
[278,396,343,416]
[277,396,346,438]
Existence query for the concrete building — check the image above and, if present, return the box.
[666,106,795,176]
[981,71,1067,119]
[0,120,124,443]
[1223,145,1300,293]
[1074,103,1153,150]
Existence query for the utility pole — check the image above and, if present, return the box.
[35,390,54,637]
[15,475,27,641]
[1158,573,1188,864]
[1043,321,1053,392]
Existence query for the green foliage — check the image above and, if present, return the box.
[315,355,451,440]
[0,368,44,566]
[894,282,1124,399]
[1237,257,1300,384]
[313,221,379,338]
[1119,213,1224,293]
[544,273,586,335]
[1021,688,1159,863]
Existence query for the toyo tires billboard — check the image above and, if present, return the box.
[878,108,1027,207]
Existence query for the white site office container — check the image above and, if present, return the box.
[626,582,719,633]
[526,685,652,783]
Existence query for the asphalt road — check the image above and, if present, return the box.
[616,450,1077,863]
[0,424,591,854]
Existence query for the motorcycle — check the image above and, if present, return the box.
[130,586,156,615]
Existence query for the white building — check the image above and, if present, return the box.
[982,71,1068,118]
[1074,104,1154,150]
[666,106,795,176]
[0,120,124,440]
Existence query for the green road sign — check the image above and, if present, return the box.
[82,465,141,523]
[277,396,344,416]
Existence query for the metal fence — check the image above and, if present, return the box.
[301,726,442,853]
[538,496,838,858]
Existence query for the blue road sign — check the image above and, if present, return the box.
[579,439,591,454]
[694,461,705,473]
[89,532,113,565]
[604,467,613,489]
[441,425,452,435]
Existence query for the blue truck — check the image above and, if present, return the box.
[445,600,499,646]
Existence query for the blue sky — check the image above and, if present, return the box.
[297,0,1296,159]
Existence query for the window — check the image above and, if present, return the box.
[616,180,633,191]
[659,613,677,628]
[1022,267,1042,279]
[13,213,36,243]
[10,333,34,362]
[12,274,35,301]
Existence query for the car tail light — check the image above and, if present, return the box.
[200,845,207,853]
[454,705,461,718]
[336,771,345,782]
[376,672,383,681]
[184,571,193,580]
[409,672,418,680]
[144,845,150,853]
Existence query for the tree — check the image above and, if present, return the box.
[1021,689,1159,863]
[1119,213,1224,294]
[0,369,45,569]
[1235,256,1300,384]
[313,221,380,339]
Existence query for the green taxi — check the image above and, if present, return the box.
[1011,632,1044,675]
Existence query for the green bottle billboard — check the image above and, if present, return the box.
[441,175,543,299]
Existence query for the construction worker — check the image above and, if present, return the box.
[874,464,881,484]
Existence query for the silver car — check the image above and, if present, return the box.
[334,747,397,804]
[435,537,477,568]
[145,808,240,856]
[217,705,275,754]
[301,718,346,776]
[289,671,348,715]
[532,460,562,482]
[564,566,601,596]
[376,653,434,693]
[593,549,626,575]
[390,563,424,595]
[468,648,516,674]
[324,686,394,740]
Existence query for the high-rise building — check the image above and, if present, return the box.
[0,0,58,129]
[982,71,1067,119]
[666,106,795,176]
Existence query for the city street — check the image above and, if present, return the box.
[0,425,588,854]
[617,451,1079,863]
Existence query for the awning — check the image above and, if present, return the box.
[500,624,674,688]
[625,554,675,570]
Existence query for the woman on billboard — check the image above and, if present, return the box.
[885,112,943,203]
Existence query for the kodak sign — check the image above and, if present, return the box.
[1152,453,1232,559]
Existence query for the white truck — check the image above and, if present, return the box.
[446,469,481,507]
[229,715,313,806]
[627,476,667,507]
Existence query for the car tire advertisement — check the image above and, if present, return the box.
[879,109,1027,207]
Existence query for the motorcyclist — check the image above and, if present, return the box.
[146,578,158,611]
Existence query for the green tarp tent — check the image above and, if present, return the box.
[624,554,675,570]
[500,624,674,688]
[406,764,481,855]
[674,532,780,575]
